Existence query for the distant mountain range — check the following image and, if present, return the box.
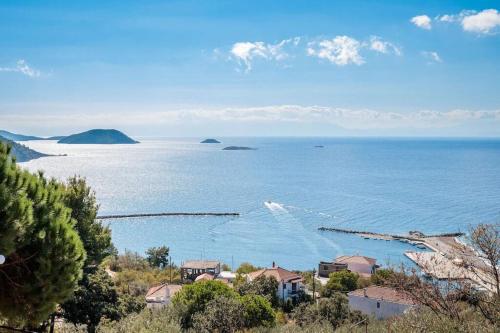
[58,129,139,144]
[0,136,49,162]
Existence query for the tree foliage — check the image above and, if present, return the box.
[236,275,279,307]
[322,270,359,297]
[0,143,86,326]
[192,296,245,333]
[61,266,145,333]
[63,176,113,266]
[171,280,238,328]
[292,293,364,330]
[241,294,276,328]
[145,246,169,269]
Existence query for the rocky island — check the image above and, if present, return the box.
[58,129,139,144]
[222,146,257,151]
[200,138,221,143]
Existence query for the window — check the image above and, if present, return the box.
[377,302,380,309]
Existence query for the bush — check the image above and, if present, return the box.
[292,293,364,330]
[236,275,279,307]
[322,270,359,297]
[241,294,276,328]
[172,280,238,328]
[97,307,182,333]
[192,296,245,333]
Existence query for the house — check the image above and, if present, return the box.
[145,283,182,309]
[217,271,237,283]
[318,261,348,278]
[195,273,215,282]
[319,255,378,278]
[348,286,415,319]
[180,260,221,282]
[247,263,303,301]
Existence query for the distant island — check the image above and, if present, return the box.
[315,145,324,148]
[58,129,139,144]
[201,138,221,144]
[0,130,44,141]
[0,130,67,141]
[0,136,49,162]
[222,146,257,151]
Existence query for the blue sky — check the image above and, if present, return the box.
[1,0,499,137]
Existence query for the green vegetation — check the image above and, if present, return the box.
[292,293,365,330]
[0,143,85,327]
[0,135,49,162]
[236,275,279,307]
[322,270,359,297]
[145,246,170,269]
[172,280,239,328]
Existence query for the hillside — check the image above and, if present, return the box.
[58,129,139,144]
[0,130,43,141]
[0,136,49,162]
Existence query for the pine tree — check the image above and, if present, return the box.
[0,142,86,327]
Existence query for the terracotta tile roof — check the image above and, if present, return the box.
[349,286,415,305]
[335,255,377,266]
[146,283,182,300]
[195,273,215,282]
[181,260,220,269]
[247,266,303,283]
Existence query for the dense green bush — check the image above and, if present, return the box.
[322,270,359,297]
[172,280,238,328]
[236,275,280,307]
[292,293,365,330]
[241,294,276,328]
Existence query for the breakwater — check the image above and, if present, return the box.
[317,227,464,240]
[97,212,240,220]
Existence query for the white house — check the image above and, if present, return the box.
[348,286,415,319]
[145,283,182,309]
[247,263,303,301]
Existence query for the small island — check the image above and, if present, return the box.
[201,138,221,144]
[58,129,139,144]
[222,146,257,151]
[315,145,324,148]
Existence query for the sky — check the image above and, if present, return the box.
[1,0,500,137]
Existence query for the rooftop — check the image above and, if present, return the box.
[146,283,182,301]
[181,260,220,269]
[349,286,415,305]
[248,266,302,283]
[195,273,215,282]
[335,255,377,266]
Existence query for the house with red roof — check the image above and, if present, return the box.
[247,262,304,301]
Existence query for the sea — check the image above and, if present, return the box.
[20,138,500,271]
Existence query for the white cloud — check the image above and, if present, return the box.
[230,37,300,72]
[307,36,364,66]
[369,36,402,56]
[461,9,500,34]
[0,60,41,78]
[421,51,442,63]
[411,15,432,30]
[436,9,500,34]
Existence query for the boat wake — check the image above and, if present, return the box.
[264,201,288,213]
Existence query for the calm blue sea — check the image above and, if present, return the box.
[21,138,500,270]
